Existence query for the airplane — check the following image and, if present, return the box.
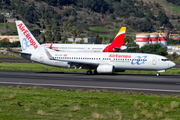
[16,20,176,76]
[41,27,127,52]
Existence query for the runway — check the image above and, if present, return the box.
[0,71,180,94]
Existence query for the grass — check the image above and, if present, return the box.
[89,26,108,32]
[0,62,84,72]
[108,26,119,31]
[0,86,180,119]
[0,55,21,58]
[100,34,115,39]
[0,62,179,74]
[173,7,180,13]
[174,61,180,63]
[0,23,5,28]
[164,3,180,13]
[0,59,180,119]
[164,3,173,7]
[7,23,16,32]
[88,26,121,39]
[0,23,16,32]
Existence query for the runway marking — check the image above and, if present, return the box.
[0,82,180,93]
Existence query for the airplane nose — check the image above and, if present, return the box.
[169,61,176,68]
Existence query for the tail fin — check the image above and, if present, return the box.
[102,27,126,52]
[15,20,41,53]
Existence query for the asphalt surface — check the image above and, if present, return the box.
[0,71,180,94]
[0,57,180,94]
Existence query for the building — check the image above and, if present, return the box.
[135,32,168,48]
[167,46,180,55]
[7,18,17,23]
[1,12,11,18]
[0,35,19,42]
[169,34,180,40]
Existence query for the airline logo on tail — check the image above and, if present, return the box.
[102,27,126,52]
[17,23,38,50]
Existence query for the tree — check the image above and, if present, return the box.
[125,43,140,53]
[172,52,179,60]
[44,30,53,43]
[95,34,102,44]
[79,38,85,44]
[11,41,20,47]
[23,2,38,23]
[110,14,116,20]
[138,18,153,32]
[157,11,169,26]
[125,36,134,43]
[39,32,46,43]
[167,0,180,6]
[0,14,5,23]
[0,41,7,47]
[134,10,144,18]
[62,8,76,17]
[70,28,81,43]
[60,22,72,37]
[31,29,41,38]
[83,0,109,14]
[139,44,167,56]
[113,0,135,18]
[156,47,168,56]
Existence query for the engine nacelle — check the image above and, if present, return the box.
[120,46,127,50]
[97,64,115,74]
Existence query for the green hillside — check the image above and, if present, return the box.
[0,0,180,43]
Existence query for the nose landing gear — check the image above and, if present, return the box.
[156,73,160,76]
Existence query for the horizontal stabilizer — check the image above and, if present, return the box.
[20,52,32,55]
[45,49,54,60]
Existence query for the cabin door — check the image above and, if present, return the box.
[40,54,44,62]
[152,56,157,65]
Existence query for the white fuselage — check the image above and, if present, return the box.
[42,43,109,52]
[16,20,175,75]
[23,48,175,72]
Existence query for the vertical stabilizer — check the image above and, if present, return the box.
[102,27,126,52]
[15,20,41,53]
[111,27,126,47]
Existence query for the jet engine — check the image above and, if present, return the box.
[97,64,115,74]
[120,46,127,50]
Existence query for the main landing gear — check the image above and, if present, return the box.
[87,70,99,75]
[87,70,93,75]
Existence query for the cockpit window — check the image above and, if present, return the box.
[161,59,169,61]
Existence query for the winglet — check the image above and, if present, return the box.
[49,42,53,49]
[102,27,126,52]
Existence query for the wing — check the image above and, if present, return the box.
[45,49,99,69]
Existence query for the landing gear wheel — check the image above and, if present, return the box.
[156,73,160,76]
[94,70,99,75]
[87,70,92,75]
